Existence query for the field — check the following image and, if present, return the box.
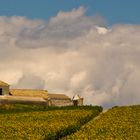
[0,104,139,140]
[0,104,102,140]
[64,105,140,140]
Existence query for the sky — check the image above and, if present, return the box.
[0,0,140,24]
[0,1,140,108]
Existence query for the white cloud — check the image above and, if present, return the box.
[50,6,86,23]
[95,26,109,35]
[0,7,140,108]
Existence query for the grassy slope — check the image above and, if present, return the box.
[63,105,140,140]
[0,104,102,140]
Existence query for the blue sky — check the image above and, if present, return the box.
[0,0,139,25]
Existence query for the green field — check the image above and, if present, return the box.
[0,104,139,140]
[0,104,102,140]
[64,105,140,140]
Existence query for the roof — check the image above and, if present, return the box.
[9,89,70,100]
[47,93,70,100]
[10,89,48,98]
[72,94,81,100]
[0,80,9,86]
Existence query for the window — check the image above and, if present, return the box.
[0,88,2,95]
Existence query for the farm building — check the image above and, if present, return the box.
[47,93,72,106]
[72,94,84,106]
[0,80,83,106]
[0,81,10,96]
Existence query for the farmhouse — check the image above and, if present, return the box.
[0,80,83,106]
[0,81,10,95]
[72,94,83,106]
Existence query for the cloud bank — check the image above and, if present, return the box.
[0,7,140,108]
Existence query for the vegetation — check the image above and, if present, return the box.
[0,104,102,140]
[63,105,140,140]
[1,104,139,139]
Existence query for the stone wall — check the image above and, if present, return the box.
[0,96,48,105]
[78,98,83,106]
[49,99,72,106]
[0,86,9,95]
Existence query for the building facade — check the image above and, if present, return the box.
[0,81,10,96]
[0,80,83,106]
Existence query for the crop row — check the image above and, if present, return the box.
[0,105,102,140]
[63,105,140,140]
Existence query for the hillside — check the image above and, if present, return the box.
[0,104,139,139]
[0,104,102,139]
[63,105,140,140]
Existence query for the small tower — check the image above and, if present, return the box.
[72,94,83,106]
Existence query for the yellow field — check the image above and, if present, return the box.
[63,105,140,140]
[0,105,102,140]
